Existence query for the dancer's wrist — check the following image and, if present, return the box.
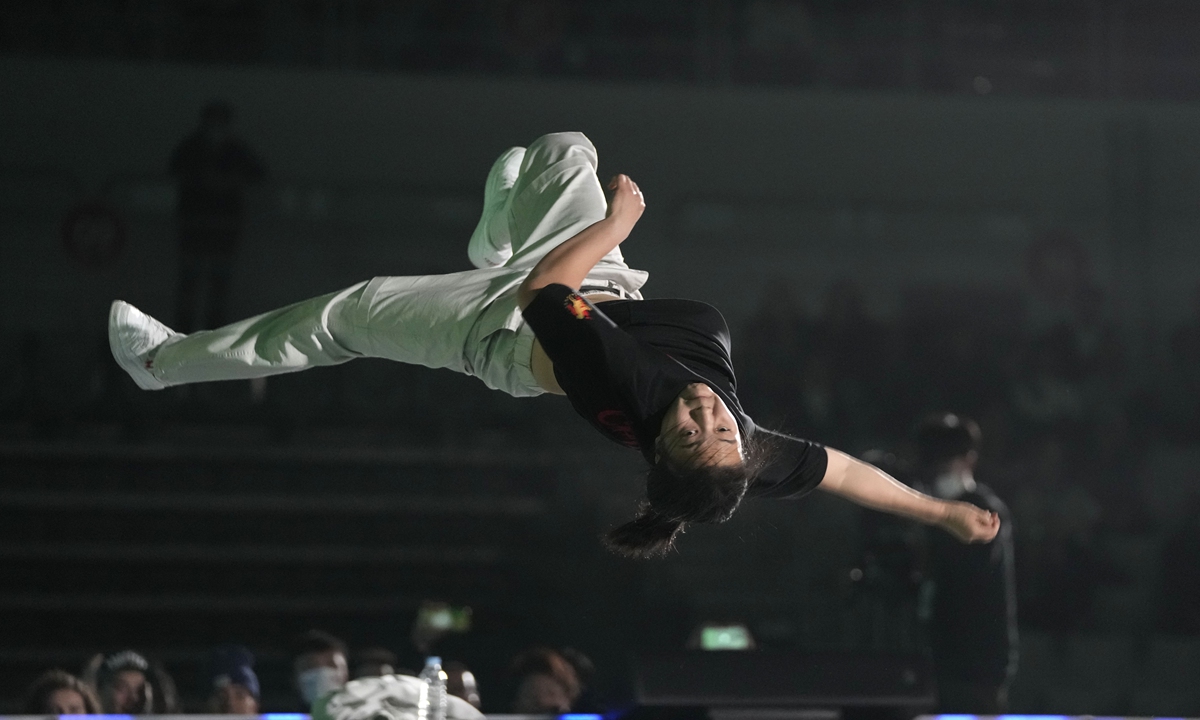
[600,213,634,235]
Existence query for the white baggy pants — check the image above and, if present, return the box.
[146,132,648,398]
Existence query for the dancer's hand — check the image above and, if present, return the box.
[606,174,645,229]
[939,501,1001,543]
[518,173,646,309]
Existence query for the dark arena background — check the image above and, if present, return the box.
[1,2,1199,720]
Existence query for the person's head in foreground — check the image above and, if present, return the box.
[24,670,101,715]
[510,647,581,714]
[352,647,399,679]
[606,382,763,558]
[95,650,153,714]
[443,660,481,709]
[293,630,350,707]
[208,645,260,714]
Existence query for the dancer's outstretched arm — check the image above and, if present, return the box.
[818,448,1000,543]
[517,174,645,310]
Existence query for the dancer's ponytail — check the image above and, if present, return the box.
[604,506,687,559]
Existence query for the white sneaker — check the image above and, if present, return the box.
[467,146,526,268]
[108,300,179,390]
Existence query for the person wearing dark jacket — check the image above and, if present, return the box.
[914,413,1017,713]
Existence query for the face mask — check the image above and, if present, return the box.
[297,667,343,705]
[933,470,975,500]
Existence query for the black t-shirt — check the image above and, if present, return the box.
[522,283,827,500]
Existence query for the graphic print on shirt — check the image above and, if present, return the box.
[564,293,592,320]
[596,409,640,448]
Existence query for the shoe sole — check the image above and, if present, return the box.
[108,300,166,391]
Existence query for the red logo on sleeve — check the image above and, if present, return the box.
[564,294,592,320]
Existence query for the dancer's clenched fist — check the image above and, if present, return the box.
[606,174,645,228]
[940,501,1001,543]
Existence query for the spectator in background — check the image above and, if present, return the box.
[169,99,266,332]
[353,647,399,679]
[208,645,260,714]
[510,647,581,714]
[24,670,101,714]
[559,647,604,712]
[87,650,149,714]
[443,660,481,709]
[913,414,1017,714]
[293,630,350,709]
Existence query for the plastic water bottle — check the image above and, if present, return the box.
[414,674,429,720]
[418,656,448,720]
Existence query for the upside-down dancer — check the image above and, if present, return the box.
[110,132,1000,557]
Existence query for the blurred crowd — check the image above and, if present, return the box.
[22,629,598,716]
[738,229,1200,636]
[7,0,1200,103]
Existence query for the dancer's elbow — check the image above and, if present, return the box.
[517,273,551,310]
[517,282,536,310]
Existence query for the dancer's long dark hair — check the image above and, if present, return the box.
[605,434,769,559]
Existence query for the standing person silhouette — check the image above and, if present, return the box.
[169,100,266,332]
[914,413,1017,712]
[113,132,999,557]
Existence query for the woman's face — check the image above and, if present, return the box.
[214,684,259,714]
[657,383,743,469]
[45,688,87,715]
